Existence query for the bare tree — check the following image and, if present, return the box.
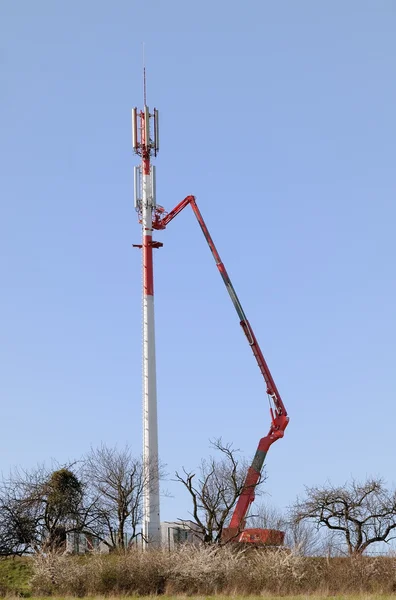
[0,496,35,556]
[0,447,161,554]
[291,477,396,555]
[0,464,87,554]
[175,439,264,544]
[83,444,148,550]
[318,529,345,557]
[249,502,320,555]
[249,503,286,531]
[285,518,322,555]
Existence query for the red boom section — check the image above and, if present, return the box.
[153,196,289,539]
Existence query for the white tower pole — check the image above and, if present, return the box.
[132,98,161,548]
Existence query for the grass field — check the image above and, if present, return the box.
[0,557,32,596]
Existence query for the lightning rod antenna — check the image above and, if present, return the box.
[143,42,147,106]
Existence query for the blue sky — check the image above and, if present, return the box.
[1,1,395,524]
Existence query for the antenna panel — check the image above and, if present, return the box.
[154,109,159,153]
[151,165,156,206]
[132,108,138,151]
[144,106,150,146]
[134,165,142,210]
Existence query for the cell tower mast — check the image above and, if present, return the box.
[132,70,161,547]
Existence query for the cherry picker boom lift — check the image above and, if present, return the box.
[152,196,289,545]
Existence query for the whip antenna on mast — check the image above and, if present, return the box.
[143,42,147,105]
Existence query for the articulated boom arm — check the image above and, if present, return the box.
[153,196,289,537]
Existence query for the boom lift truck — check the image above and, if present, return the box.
[152,196,289,546]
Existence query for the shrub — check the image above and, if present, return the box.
[29,547,396,596]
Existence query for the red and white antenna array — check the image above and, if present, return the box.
[132,70,161,547]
